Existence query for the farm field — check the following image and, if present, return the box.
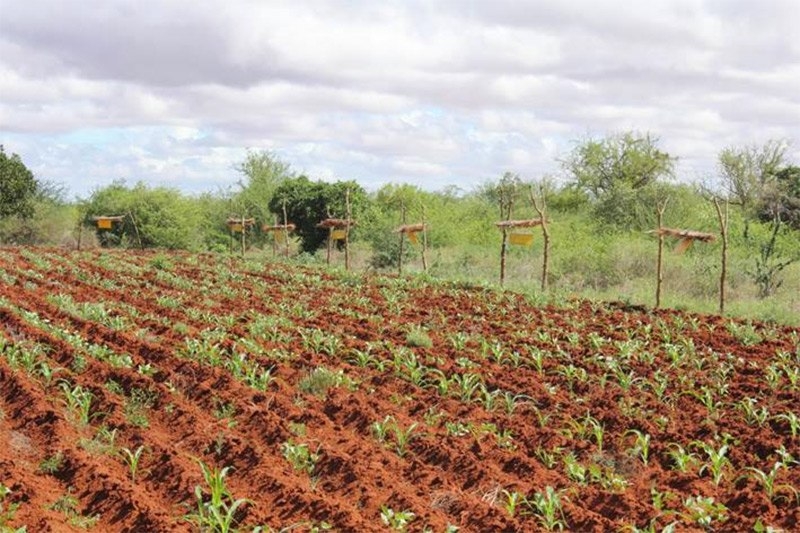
[0,247,798,532]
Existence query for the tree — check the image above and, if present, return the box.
[563,132,675,199]
[235,150,293,221]
[84,181,204,249]
[717,139,788,214]
[758,165,800,230]
[269,176,367,254]
[561,132,676,229]
[0,145,39,219]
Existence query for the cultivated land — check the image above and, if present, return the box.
[0,248,798,532]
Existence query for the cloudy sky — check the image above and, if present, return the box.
[1,0,799,197]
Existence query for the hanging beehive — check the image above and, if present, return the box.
[91,215,125,229]
[226,218,255,233]
[508,232,534,246]
[650,228,716,254]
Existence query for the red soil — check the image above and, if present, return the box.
[0,247,798,532]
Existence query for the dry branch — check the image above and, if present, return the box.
[648,227,716,242]
[91,215,126,222]
[226,217,256,226]
[495,219,543,229]
[394,223,426,234]
[316,218,355,229]
[262,223,296,232]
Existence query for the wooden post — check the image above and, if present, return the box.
[655,199,668,308]
[345,189,351,271]
[128,211,144,250]
[499,198,513,286]
[76,217,84,251]
[398,204,407,275]
[282,200,290,258]
[326,227,332,265]
[271,216,278,257]
[421,205,428,272]
[241,215,246,257]
[713,198,729,315]
[530,186,550,292]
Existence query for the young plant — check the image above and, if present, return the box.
[119,445,146,483]
[681,496,728,528]
[666,443,697,473]
[0,483,21,528]
[186,460,250,533]
[38,451,65,474]
[744,462,799,503]
[281,440,320,476]
[526,486,568,531]
[625,429,651,465]
[501,490,524,518]
[380,505,415,531]
[59,381,95,426]
[774,411,799,438]
[390,421,420,458]
[692,441,731,486]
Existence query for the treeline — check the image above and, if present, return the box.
[2,134,799,312]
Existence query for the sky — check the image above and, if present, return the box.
[1,0,799,198]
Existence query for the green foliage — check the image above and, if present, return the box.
[718,139,788,214]
[745,217,799,298]
[235,150,293,220]
[0,146,38,220]
[84,180,205,249]
[186,460,250,533]
[562,132,676,229]
[563,132,675,198]
[269,176,367,253]
[759,165,800,229]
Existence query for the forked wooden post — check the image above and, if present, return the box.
[655,199,669,309]
[316,216,355,268]
[499,200,513,286]
[713,198,729,314]
[394,221,427,274]
[649,224,715,309]
[530,186,550,292]
[226,217,254,257]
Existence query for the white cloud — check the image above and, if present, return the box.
[0,0,798,196]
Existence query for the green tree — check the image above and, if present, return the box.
[718,139,788,214]
[563,132,675,198]
[269,176,367,253]
[758,165,800,229]
[235,150,293,222]
[0,145,38,219]
[84,181,204,249]
[562,132,676,229]
[366,183,428,268]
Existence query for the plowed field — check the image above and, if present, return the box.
[0,248,798,532]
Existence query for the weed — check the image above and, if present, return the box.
[38,451,65,474]
[380,505,415,531]
[281,440,320,476]
[298,367,347,398]
[405,326,433,349]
